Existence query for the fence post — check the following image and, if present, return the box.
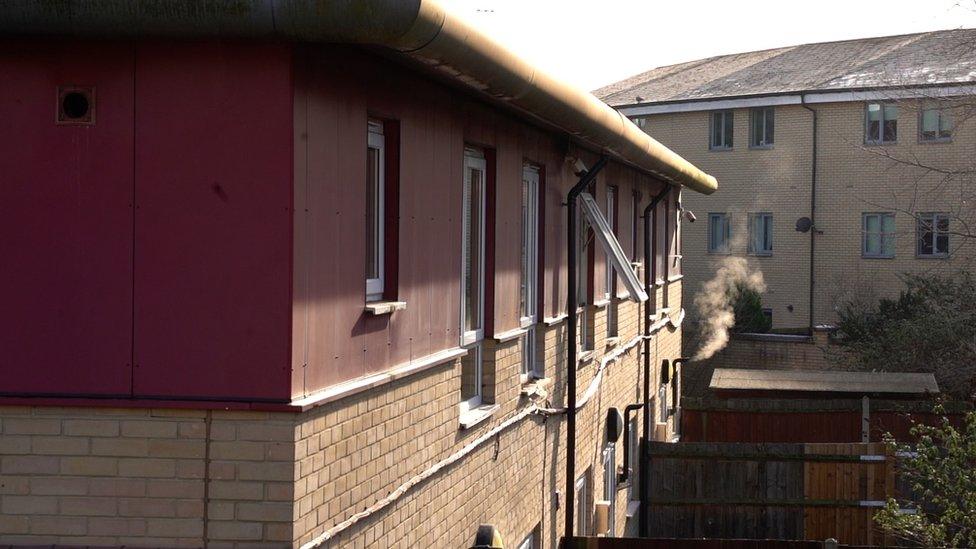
[861,396,870,442]
[824,538,839,549]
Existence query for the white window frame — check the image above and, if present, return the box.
[520,166,539,327]
[460,148,487,412]
[575,473,589,535]
[707,213,731,254]
[517,531,536,549]
[627,417,639,502]
[459,344,483,413]
[366,120,385,301]
[603,444,617,537]
[748,213,773,256]
[916,212,950,258]
[520,166,541,382]
[862,212,896,258]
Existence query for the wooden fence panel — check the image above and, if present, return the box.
[646,442,895,545]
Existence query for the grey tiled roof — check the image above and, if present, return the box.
[595,29,976,107]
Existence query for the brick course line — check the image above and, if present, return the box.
[299,308,682,548]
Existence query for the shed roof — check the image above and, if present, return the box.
[709,368,939,395]
[596,28,976,108]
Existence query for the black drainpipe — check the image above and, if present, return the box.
[565,155,608,541]
[801,97,817,335]
[639,184,671,537]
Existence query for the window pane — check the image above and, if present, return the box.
[711,112,722,147]
[940,109,952,138]
[520,179,530,318]
[763,215,772,252]
[366,147,381,280]
[764,108,774,145]
[751,109,763,146]
[460,344,481,403]
[883,104,898,142]
[520,329,534,377]
[866,104,881,142]
[723,112,733,148]
[918,217,934,255]
[936,216,949,254]
[922,108,940,137]
[464,165,484,332]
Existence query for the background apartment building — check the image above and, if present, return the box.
[0,3,715,548]
[598,29,976,334]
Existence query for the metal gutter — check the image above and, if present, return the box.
[616,83,976,115]
[0,0,717,195]
[801,96,818,336]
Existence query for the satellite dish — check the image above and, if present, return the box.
[795,217,813,233]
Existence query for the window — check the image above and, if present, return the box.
[709,110,733,150]
[577,202,593,355]
[366,120,386,301]
[520,165,541,381]
[865,103,898,144]
[862,213,895,258]
[748,213,773,256]
[517,531,537,549]
[917,213,950,258]
[603,444,617,536]
[707,213,731,254]
[920,103,952,142]
[460,148,487,411]
[604,186,617,300]
[575,472,590,535]
[627,417,639,502]
[749,107,774,148]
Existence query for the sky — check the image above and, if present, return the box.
[439,0,976,91]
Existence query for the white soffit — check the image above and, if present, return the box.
[579,192,648,303]
[619,85,976,116]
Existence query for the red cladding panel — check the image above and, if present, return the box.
[0,41,134,396]
[132,42,293,400]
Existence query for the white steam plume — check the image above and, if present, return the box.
[692,256,766,361]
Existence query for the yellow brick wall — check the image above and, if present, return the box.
[0,407,295,547]
[1,286,683,548]
[640,99,975,331]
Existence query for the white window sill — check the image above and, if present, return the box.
[593,298,611,309]
[543,313,568,326]
[577,350,595,366]
[365,300,406,316]
[605,337,621,348]
[493,326,527,343]
[667,274,684,283]
[625,501,640,518]
[458,404,499,430]
[520,377,551,398]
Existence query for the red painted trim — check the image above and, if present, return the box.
[483,148,497,336]
[383,118,401,301]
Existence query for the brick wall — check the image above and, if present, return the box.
[640,99,976,331]
[0,283,684,549]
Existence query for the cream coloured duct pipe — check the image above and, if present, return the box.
[1,0,717,194]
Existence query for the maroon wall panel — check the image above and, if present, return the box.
[132,42,293,400]
[291,47,672,397]
[0,41,134,396]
